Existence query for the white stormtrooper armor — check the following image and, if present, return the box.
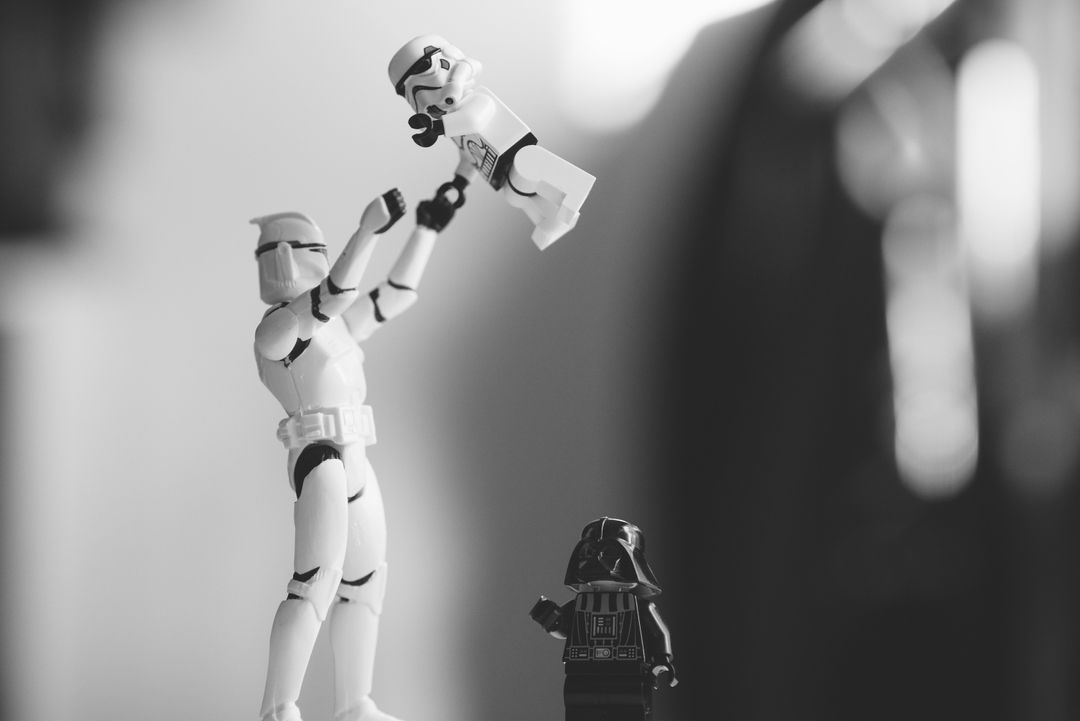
[252,191,448,721]
[389,34,596,250]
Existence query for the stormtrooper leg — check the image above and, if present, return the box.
[329,459,400,721]
[507,145,596,249]
[502,189,570,251]
[503,188,557,227]
[260,445,349,721]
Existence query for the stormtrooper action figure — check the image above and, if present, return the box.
[252,189,455,721]
[388,34,595,250]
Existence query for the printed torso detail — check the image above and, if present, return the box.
[452,88,536,190]
[563,592,645,667]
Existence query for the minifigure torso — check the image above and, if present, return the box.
[450,87,537,190]
[563,591,647,675]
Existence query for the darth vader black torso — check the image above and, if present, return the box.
[563,591,646,672]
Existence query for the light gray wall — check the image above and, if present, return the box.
[0,2,767,720]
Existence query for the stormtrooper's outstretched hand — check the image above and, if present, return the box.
[359,189,407,235]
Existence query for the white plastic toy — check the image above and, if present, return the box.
[388,34,596,250]
[251,190,456,721]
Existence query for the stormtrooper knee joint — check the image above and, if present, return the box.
[287,565,344,622]
[336,562,388,615]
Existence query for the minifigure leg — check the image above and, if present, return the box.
[508,145,596,222]
[502,187,559,227]
[330,458,400,721]
[564,675,652,721]
[500,188,577,249]
[260,452,349,721]
[259,601,317,721]
[505,146,595,248]
[502,194,577,249]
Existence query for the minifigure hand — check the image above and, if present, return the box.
[359,189,407,235]
[435,179,467,210]
[416,195,457,232]
[651,663,678,689]
[408,113,445,147]
[450,173,470,192]
[529,596,561,631]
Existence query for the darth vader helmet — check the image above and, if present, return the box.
[564,517,662,598]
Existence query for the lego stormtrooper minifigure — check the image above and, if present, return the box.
[252,190,455,721]
[531,517,678,721]
[388,34,595,250]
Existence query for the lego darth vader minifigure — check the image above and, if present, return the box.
[531,518,677,721]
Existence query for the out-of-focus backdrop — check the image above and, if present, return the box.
[2,1,1079,720]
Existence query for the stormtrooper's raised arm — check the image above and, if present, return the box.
[329,191,406,290]
[343,194,456,343]
[252,191,405,362]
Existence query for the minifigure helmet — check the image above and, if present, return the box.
[389,35,457,95]
[250,211,329,305]
[388,35,480,112]
[564,517,662,598]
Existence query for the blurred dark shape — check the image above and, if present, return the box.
[648,0,1073,719]
[0,4,111,719]
[0,0,108,238]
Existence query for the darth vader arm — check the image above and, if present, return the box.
[530,596,574,639]
[640,600,676,685]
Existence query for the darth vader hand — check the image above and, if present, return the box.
[530,596,566,637]
[651,662,678,689]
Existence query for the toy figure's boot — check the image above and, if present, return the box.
[330,563,401,721]
[332,696,399,721]
[501,190,571,250]
[258,598,320,721]
[532,212,581,250]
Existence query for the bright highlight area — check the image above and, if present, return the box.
[957,40,1041,323]
[559,0,777,132]
[883,197,979,499]
[779,0,956,101]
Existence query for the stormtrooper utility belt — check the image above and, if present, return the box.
[276,405,376,449]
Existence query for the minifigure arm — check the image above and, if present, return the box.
[530,596,574,639]
[441,91,496,138]
[452,159,480,185]
[640,601,678,687]
[342,195,455,343]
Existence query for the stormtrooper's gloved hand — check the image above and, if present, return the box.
[408,113,444,147]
